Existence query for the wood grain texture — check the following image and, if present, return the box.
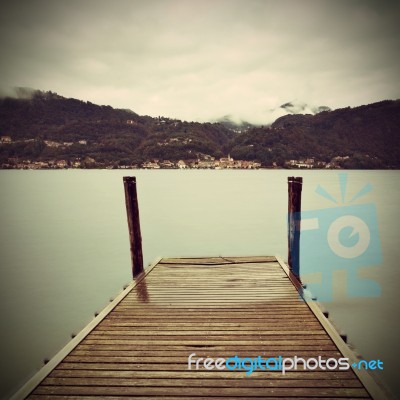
[22,256,378,399]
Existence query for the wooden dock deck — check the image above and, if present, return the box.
[15,256,386,399]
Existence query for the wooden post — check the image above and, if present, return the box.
[123,176,144,277]
[288,176,302,279]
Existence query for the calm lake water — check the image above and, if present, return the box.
[0,169,399,398]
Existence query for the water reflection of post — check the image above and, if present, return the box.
[135,280,150,303]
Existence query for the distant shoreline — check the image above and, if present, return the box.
[1,166,397,171]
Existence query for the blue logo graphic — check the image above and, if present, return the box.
[293,173,382,301]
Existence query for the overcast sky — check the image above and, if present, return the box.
[0,0,399,124]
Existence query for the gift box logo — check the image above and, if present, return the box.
[292,173,382,302]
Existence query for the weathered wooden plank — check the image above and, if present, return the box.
[57,361,360,375]
[32,385,370,397]
[108,308,312,313]
[64,355,346,364]
[42,376,363,388]
[106,310,311,314]
[105,309,316,323]
[69,350,343,358]
[94,325,323,331]
[103,312,316,317]
[29,396,370,400]
[49,369,357,379]
[99,319,319,325]
[87,330,327,337]
[124,295,300,298]
[81,332,329,340]
[117,294,304,306]
[143,280,291,283]
[93,323,321,336]
[80,340,335,348]
[159,256,277,264]
[76,344,338,351]
[124,292,302,296]
[113,299,310,306]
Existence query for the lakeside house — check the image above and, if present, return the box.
[177,160,187,169]
[143,161,160,169]
[159,160,175,168]
[56,160,68,168]
[286,158,315,168]
[1,136,12,143]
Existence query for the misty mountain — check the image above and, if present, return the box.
[258,100,332,125]
[214,115,255,132]
[215,101,330,130]
[279,101,331,115]
[0,89,399,168]
[0,89,234,165]
[230,100,400,168]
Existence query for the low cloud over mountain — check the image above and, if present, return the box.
[0,90,399,169]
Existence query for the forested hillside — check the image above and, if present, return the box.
[0,89,399,168]
[230,100,400,168]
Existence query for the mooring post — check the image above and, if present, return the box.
[123,176,144,277]
[287,176,302,279]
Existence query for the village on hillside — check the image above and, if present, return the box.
[1,135,350,170]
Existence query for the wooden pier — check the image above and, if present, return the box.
[12,177,389,399]
[14,255,387,399]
